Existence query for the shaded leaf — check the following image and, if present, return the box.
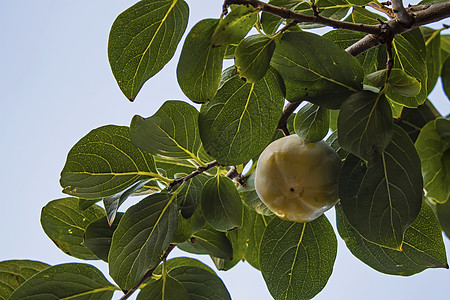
[153,257,215,276]
[326,130,348,159]
[294,102,330,142]
[199,67,285,165]
[169,266,231,299]
[109,193,178,290]
[260,215,337,300]
[338,91,393,160]
[154,156,197,178]
[9,263,117,300]
[177,19,226,103]
[238,172,273,216]
[235,34,276,83]
[387,68,422,97]
[336,202,448,275]
[201,174,242,231]
[83,214,123,262]
[211,5,259,47]
[437,198,450,239]
[176,174,208,218]
[78,198,101,211]
[442,57,450,100]
[40,198,104,260]
[415,118,450,203]
[177,224,233,260]
[421,27,442,94]
[395,100,439,142]
[172,208,205,244]
[130,101,204,162]
[60,125,163,199]
[137,274,189,300]
[339,126,423,249]
[271,31,363,109]
[0,260,49,300]
[108,0,189,100]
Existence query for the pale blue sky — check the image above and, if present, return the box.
[1,1,449,299]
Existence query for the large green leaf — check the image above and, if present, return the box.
[40,198,104,260]
[442,57,450,99]
[83,214,123,262]
[108,0,189,100]
[177,224,233,260]
[235,34,276,83]
[109,193,178,290]
[395,100,439,142]
[176,174,208,219]
[339,126,423,249]
[415,118,450,203]
[137,274,189,300]
[260,215,337,300]
[60,125,164,199]
[172,208,205,244]
[211,5,259,47]
[387,29,427,107]
[421,27,442,94]
[169,266,231,299]
[130,101,204,163]
[199,67,285,165]
[153,257,215,276]
[154,156,197,178]
[0,260,49,300]
[271,31,363,109]
[177,19,226,103]
[8,263,117,300]
[238,172,273,216]
[294,102,330,142]
[336,202,448,275]
[338,91,393,160]
[201,174,242,231]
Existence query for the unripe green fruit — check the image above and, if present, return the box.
[254,135,341,223]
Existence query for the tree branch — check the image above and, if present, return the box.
[224,0,380,34]
[277,101,302,136]
[346,1,450,56]
[391,0,413,26]
[168,160,219,190]
[120,244,176,300]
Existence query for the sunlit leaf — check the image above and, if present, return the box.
[177,19,226,103]
[109,193,178,290]
[0,260,49,300]
[294,102,330,142]
[272,31,363,109]
[415,118,450,203]
[199,67,285,165]
[339,126,423,249]
[338,91,393,160]
[60,125,163,199]
[336,202,448,275]
[8,263,117,300]
[260,215,337,300]
[40,198,104,260]
[201,174,242,231]
[108,0,189,100]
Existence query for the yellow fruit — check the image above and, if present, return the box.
[254,134,341,223]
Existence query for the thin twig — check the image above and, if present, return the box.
[277,102,302,136]
[168,160,219,190]
[366,2,394,18]
[120,244,176,300]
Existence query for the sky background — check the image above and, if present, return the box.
[1,1,449,299]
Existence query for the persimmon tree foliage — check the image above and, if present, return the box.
[2,0,450,299]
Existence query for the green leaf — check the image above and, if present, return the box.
[169,266,232,299]
[387,29,427,107]
[40,198,105,260]
[421,27,442,94]
[175,173,208,219]
[78,198,102,211]
[326,130,349,159]
[437,199,450,239]
[339,126,423,249]
[415,118,450,203]
[130,101,204,163]
[172,208,205,244]
[365,69,388,88]
[177,19,226,103]
[177,224,233,260]
[137,274,189,300]
[211,5,259,47]
[199,67,285,165]
[154,156,197,178]
[395,100,439,142]
[260,215,337,300]
[235,34,276,83]
[83,214,123,262]
[294,102,330,142]
[201,174,242,231]
[0,260,49,300]
[337,91,393,160]
[153,257,215,276]
[60,125,164,199]
[109,193,178,290]
[238,172,273,216]
[227,204,273,270]
[336,202,448,275]
[103,179,147,225]
[442,57,450,100]
[8,263,117,300]
[108,0,189,100]
[387,69,422,97]
[271,31,363,109]
[345,6,386,25]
